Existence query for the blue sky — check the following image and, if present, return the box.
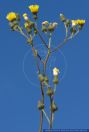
[0,0,89,132]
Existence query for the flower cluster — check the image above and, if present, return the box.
[6,5,40,43]
[6,12,20,31]
[38,67,60,114]
[60,13,85,37]
[42,21,58,33]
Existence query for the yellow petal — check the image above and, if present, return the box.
[6,12,17,21]
[28,5,39,14]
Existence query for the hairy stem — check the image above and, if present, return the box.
[31,46,40,74]
[43,33,52,74]
[39,82,44,132]
[50,95,53,129]
[39,110,43,132]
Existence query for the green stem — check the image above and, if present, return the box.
[31,46,40,74]
[39,82,44,132]
[54,84,57,93]
[39,110,43,132]
[49,96,53,129]
[43,33,52,74]
[17,26,29,39]
[51,38,68,53]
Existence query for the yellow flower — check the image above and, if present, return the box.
[77,19,85,25]
[6,12,17,21]
[23,13,28,20]
[53,67,60,76]
[29,5,39,14]
[72,19,85,26]
[71,20,78,26]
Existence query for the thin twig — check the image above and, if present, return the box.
[43,33,52,73]
[51,38,68,53]
[16,26,44,64]
[42,110,50,124]
[17,26,29,39]
[51,30,79,53]
[54,84,57,93]
[31,46,40,74]
[32,45,44,64]
[34,26,48,49]
[39,110,43,132]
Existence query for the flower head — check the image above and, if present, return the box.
[42,21,49,25]
[29,5,39,14]
[71,20,78,26]
[23,13,29,21]
[6,12,17,21]
[77,19,85,26]
[71,19,85,27]
[53,67,60,76]
[52,22,58,28]
[60,13,66,22]
[48,22,58,32]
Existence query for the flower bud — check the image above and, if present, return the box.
[38,101,44,110]
[24,22,32,34]
[48,23,54,32]
[9,21,19,31]
[44,76,49,83]
[51,102,58,112]
[27,36,33,45]
[65,19,71,27]
[71,20,78,27]
[34,50,38,57]
[46,87,54,96]
[23,13,28,21]
[53,75,59,84]
[38,74,44,82]
[30,21,35,28]
[42,25,47,32]
[42,21,49,25]
[53,67,60,76]
[60,13,66,22]
[52,22,58,28]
